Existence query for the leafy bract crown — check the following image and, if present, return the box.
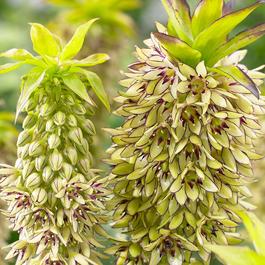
[156,0,265,97]
[0,19,110,120]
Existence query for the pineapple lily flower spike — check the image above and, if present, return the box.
[106,1,265,265]
[0,19,110,264]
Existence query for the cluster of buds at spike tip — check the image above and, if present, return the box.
[0,20,110,264]
[106,0,265,263]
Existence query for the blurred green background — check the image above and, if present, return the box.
[0,0,264,264]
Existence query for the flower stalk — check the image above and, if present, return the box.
[107,1,265,264]
[0,20,110,264]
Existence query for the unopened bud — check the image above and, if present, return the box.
[22,161,35,178]
[40,102,55,117]
[17,130,31,146]
[59,163,73,180]
[54,111,66,126]
[22,114,36,129]
[69,127,83,145]
[18,144,29,159]
[28,141,43,157]
[32,188,47,205]
[46,120,55,132]
[73,104,86,115]
[64,94,75,105]
[81,119,96,135]
[48,134,60,149]
[35,155,46,171]
[15,158,23,169]
[52,177,65,193]
[77,139,89,154]
[49,149,63,171]
[67,114,78,127]
[43,166,53,182]
[25,173,41,188]
[78,158,91,174]
[64,146,78,165]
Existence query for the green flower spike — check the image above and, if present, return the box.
[0,19,110,265]
[106,1,265,264]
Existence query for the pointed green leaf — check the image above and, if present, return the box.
[192,0,223,37]
[30,23,61,57]
[62,74,95,106]
[0,62,25,74]
[238,212,265,255]
[193,1,265,61]
[77,69,110,111]
[209,65,259,98]
[60,19,98,61]
[206,245,265,265]
[71,53,110,67]
[0,48,35,61]
[154,32,201,66]
[161,0,193,44]
[208,23,265,66]
[16,68,46,121]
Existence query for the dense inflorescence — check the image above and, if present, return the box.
[0,21,110,264]
[106,27,265,265]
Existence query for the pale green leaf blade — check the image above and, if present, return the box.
[0,62,25,74]
[71,53,110,67]
[193,1,265,61]
[154,32,201,66]
[30,23,61,57]
[206,245,265,265]
[62,74,95,106]
[161,0,193,44]
[208,23,265,66]
[209,65,260,98]
[0,48,35,61]
[80,69,110,111]
[238,212,265,255]
[16,68,46,121]
[192,0,223,37]
[60,19,98,61]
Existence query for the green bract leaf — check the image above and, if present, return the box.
[0,48,35,61]
[193,1,265,61]
[192,0,223,37]
[71,53,110,67]
[206,245,265,265]
[77,68,110,111]
[210,65,260,98]
[161,0,193,44]
[0,62,25,74]
[238,212,265,255]
[62,74,95,106]
[154,32,201,67]
[30,23,61,57]
[60,19,98,61]
[16,68,46,121]
[208,23,265,66]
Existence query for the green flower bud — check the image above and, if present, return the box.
[39,102,55,116]
[59,162,73,180]
[25,173,41,188]
[18,144,29,159]
[49,149,63,171]
[45,120,55,132]
[53,111,66,126]
[43,166,53,183]
[22,114,36,129]
[32,188,47,205]
[69,127,83,145]
[48,134,60,149]
[64,146,78,165]
[67,114,78,127]
[35,156,46,171]
[28,141,43,157]
[73,104,86,115]
[17,130,31,147]
[22,161,35,179]
[78,158,91,174]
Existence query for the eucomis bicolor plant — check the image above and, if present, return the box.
[106,0,265,264]
[0,20,111,265]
